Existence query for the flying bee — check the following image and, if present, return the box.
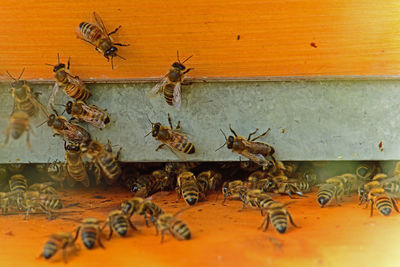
[155,210,191,243]
[366,187,399,217]
[3,111,33,150]
[6,68,47,117]
[121,197,164,226]
[64,142,90,187]
[221,180,248,204]
[75,218,105,249]
[147,114,195,157]
[47,54,90,107]
[149,51,193,109]
[80,140,122,185]
[77,12,129,69]
[176,171,202,206]
[40,232,78,263]
[66,101,110,129]
[259,201,299,234]
[102,210,137,239]
[216,125,275,169]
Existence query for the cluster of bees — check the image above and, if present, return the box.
[40,197,190,263]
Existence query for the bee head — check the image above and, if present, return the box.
[172,62,186,71]
[65,101,73,114]
[53,63,65,73]
[11,80,25,91]
[11,131,22,140]
[105,47,118,58]
[47,114,56,126]
[152,123,161,137]
[227,136,235,149]
[80,140,90,153]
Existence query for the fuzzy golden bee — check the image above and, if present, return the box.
[176,171,202,206]
[75,218,105,249]
[155,211,191,243]
[149,51,193,109]
[222,180,248,204]
[66,101,110,129]
[103,210,137,239]
[366,187,399,217]
[77,12,129,69]
[22,190,63,219]
[3,111,33,150]
[147,114,195,156]
[47,161,69,185]
[40,232,78,263]
[65,142,90,187]
[259,201,299,234]
[121,197,164,226]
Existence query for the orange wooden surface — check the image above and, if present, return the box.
[1,0,400,80]
[1,188,400,267]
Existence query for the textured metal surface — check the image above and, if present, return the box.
[0,80,399,163]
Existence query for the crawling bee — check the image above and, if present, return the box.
[259,201,299,234]
[222,180,248,204]
[77,12,129,69]
[22,190,63,219]
[240,160,262,172]
[152,169,174,191]
[80,140,122,185]
[47,161,69,185]
[366,187,399,217]
[66,101,110,129]
[197,170,222,193]
[7,68,47,117]
[9,174,28,210]
[239,189,273,212]
[217,125,275,169]
[272,176,305,198]
[28,182,59,196]
[155,211,191,243]
[176,171,202,206]
[65,142,90,187]
[75,218,105,249]
[47,54,90,106]
[121,197,164,226]
[247,171,269,189]
[3,111,33,150]
[317,183,342,208]
[148,114,195,156]
[103,210,137,239]
[40,232,78,263]
[149,51,193,109]
[126,174,159,197]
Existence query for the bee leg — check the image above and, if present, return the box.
[128,219,138,231]
[155,144,166,151]
[392,198,399,212]
[160,230,166,243]
[183,68,193,75]
[175,186,181,200]
[287,211,300,228]
[62,244,68,264]
[107,224,113,240]
[108,25,122,36]
[167,113,173,128]
[247,128,259,141]
[262,215,271,232]
[251,128,272,141]
[143,214,150,227]
[229,124,238,137]
[116,147,122,161]
[67,57,70,70]
[370,200,374,217]
[97,234,105,249]
[175,121,181,131]
[24,207,31,220]
[113,43,130,46]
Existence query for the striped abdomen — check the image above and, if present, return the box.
[14,89,36,116]
[81,226,99,249]
[64,83,90,101]
[258,197,273,209]
[43,233,71,260]
[10,113,29,140]
[196,174,209,194]
[181,180,200,206]
[98,152,121,185]
[317,184,335,207]
[9,174,27,193]
[170,133,195,154]
[66,154,89,187]
[296,180,312,193]
[143,201,164,218]
[80,108,109,126]
[79,22,103,43]
[374,195,393,216]
[163,83,175,106]
[170,219,191,240]
[112,215,129,236]
[383,183,400,197]
[270,210,288,234]
[41,194,63,210]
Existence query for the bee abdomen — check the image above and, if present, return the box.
[79,22,102,42]
[317,186,334,207]
[271,211,288,234]
[81,228,97,249]
[113,217,128,236]
[375,196,393,216]
[182,183,199,206]
[296,180,311,193]
[163,83,175,106]
[171,220,191,240]
[18,100,36,116]
[43,241,58,259]
[64,83,90,101]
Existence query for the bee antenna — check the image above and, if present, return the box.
[182,55,193,64]
[111,57,114,70]
[116,54,126,60]
[61,110,65,116]
[57,53,60,64]
[146,115,154,125]
[176,50,180,63]
[45,63,55,67]
[220,129,227,139]
[144,131,152,138]
[36,120,48,128]
[5,70,16,80]
[18,68,25,80]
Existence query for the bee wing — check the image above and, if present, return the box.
[92,12,108,34]
[80,104,106,129]
[66,73,85,86]
[48,82,59,108]
[31,94,49,117]
[172,81,182,110]
[148,75,168,96]
[75,27,98,47]
[239,150,270,168]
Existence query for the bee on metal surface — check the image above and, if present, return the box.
[75,218,105,249]
[147,114,195,156]
[47,54,90,107]
[7,68,47,117]
[221,180,248,204]
[65,142,90,187]
[66,101,110,129]
[155,211,191,243]
[40,232,78,263]
[149,51,193,109]
[9,174,28,210]
[22,190,63,219]
[366,187,399,217]
[317,183,343,208]
[216,125,275,169]
[176,171,202,206]
[259,201,299,234]
[3,111,33,150]
[103,210,137,239]
[77,12,129,69]
[81,140,121,185]
[121,197,164,226]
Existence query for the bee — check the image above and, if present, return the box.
[197,170,222,193]
[35,163,49,175]
[47,161,69,184]
[66,101,110,129]
[6,68,47,117]
[7,163,25,173]
[0,192,12,214]
[149,51,193,109]
[240,160,261,172]
[47,54,90,106]
[155,211,191,243]
[336,173,358,195]
[272,176,305,198]
[366,187,399,216]
[147,114,195,156]
[75,218,105,249]
[28,182,59,196]
[295,165,318,186]
[221,180,248,204]
[121,197,164,226]
[259,201,299,234]
[152,169,174,191]
[126,174,156,197]
[293,180,312,193]
[44,111,91,144]
[164,162,199,177]
[40,232,78,263]
[103,210,137,239]
[80,140,122,185]
[176,171,202,206]
[9,174,28,210]
[64,142,90,187]
[239,189,272,212]
[216,125,275,169]
[77,12,129,69]
[317,183,342,207]
[247,171,269,189]
[3,111,33,150]
[284,162,300,178]
[22,190,63,219]
[355,162,380,181]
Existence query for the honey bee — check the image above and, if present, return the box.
[121,197,164,226]
[149,51,193,109]
[64,142,90,187]
[155,211,191,243]
[152,169,174,191]
[22,190,63,219]
[221,180,248,204]
[77,12,129,69]
[147,114,195,156]
[293,180,312,193]
[366,187,399,217]
[75,218,105,249]
[359,175,400,204]
[272,176,305,198]
[247,171,269,189]
[47,54,90,106]
[3,111,33,150]
[7,163,25,173]
[80,140,122,185]
[66,101,110,129]
[28,182,59,196]
[47,161,69,184]
[317,183,342,207]
[259,201,299,234]
[7,68,47,117]
[40,232,78,263]
[355,162,380,181]
[9,174,27,210]
[176,171,202,206]
[197,170,222,193]
[217,125,275,169]
[240,160,262,172]
[239,189,273,212]
[103,210,137,239]
[295,165,318,186]
[126,174,158,197]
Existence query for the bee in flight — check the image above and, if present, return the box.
[146,113,195,157]
[65,100,110,129]
[216,125,276,169]
[46,54,90,108]
[149,51,193,110]
[77,12,129,69]
[6,68,47,117]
